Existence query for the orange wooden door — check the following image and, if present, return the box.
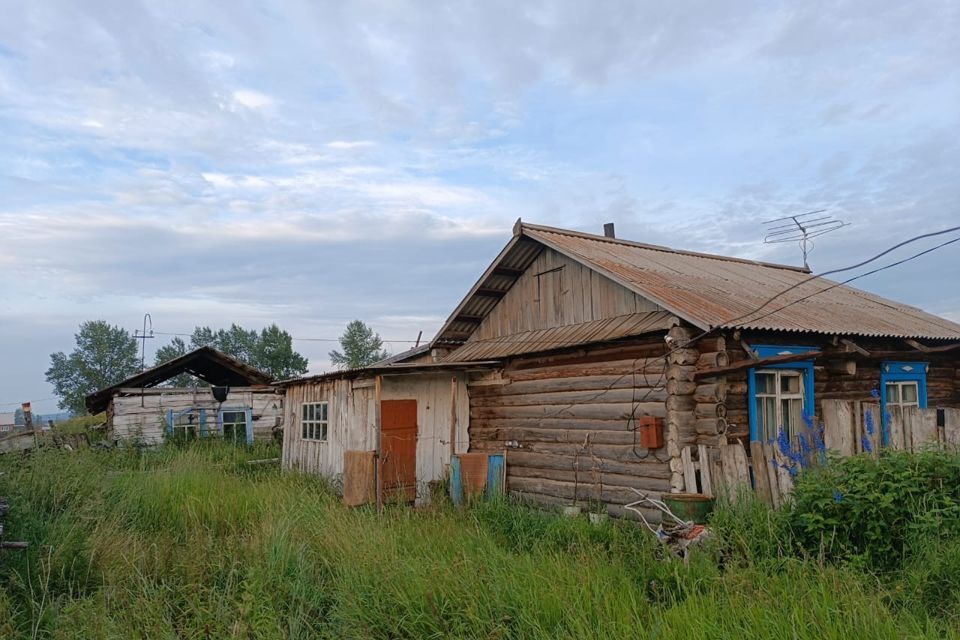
[380,399,418,501]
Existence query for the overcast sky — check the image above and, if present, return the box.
[2,1,958,413]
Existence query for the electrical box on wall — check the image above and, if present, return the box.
[637,416,664,449]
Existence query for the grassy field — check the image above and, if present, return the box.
[0,443,958,639]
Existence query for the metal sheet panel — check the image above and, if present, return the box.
[526,225,960,340]
[446,310,677,361]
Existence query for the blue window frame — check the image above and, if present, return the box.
[748,345,818,442]
[166,407,206,440]
[880,362,928,434]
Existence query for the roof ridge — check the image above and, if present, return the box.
[518,221,811,274]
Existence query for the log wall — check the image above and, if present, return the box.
[468,340,673,515]
[108,387,284,444]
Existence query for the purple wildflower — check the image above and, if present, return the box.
[865,408,875,436]
[870,388,880,399]
[861,435,873,453]
[833,490,843,503]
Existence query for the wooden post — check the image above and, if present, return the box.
[449,376,458,459]
[21,403,32,431]
[374,375,383,512]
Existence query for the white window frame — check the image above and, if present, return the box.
[754,369,806,443]
[884,380,920,424]
[302,402,329,442]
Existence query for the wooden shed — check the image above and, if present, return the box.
[278,356,497,503]
[85,347,283,445]
[282,221,960,517]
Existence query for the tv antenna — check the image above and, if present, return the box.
[763,210,849,269]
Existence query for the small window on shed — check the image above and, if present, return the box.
[302,402,329,442]
[221,410,247,444]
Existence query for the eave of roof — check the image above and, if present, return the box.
[85,346,273,413]
[274,360,501,387]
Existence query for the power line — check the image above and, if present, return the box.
[728,225,960,329]
[738,235,960,331]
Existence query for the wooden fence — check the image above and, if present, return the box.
[821,401,960,456]
[681,401,960,508]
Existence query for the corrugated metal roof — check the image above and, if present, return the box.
[275,360,501,387]
[524,224,960,340]
[445,310,678,361]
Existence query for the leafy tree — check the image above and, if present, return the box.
[153,337,197,387]
[46,320,139,415]
[154,323,309,382]
[254,324,309,379]
[329,320,389,370]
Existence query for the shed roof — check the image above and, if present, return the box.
[85,346,273,413]
[432,221,960,349]
[274,359,500,387]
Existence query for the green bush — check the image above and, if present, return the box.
[785,449,960,570]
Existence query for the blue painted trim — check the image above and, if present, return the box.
[198,409,207,436]
[218,406,247,438]
[166,409,173,435]
[450,455,463,506]
[485,454,505,500]
[747,344,819,442]
[244,408,254,446]
[751,344,820,359]
[880,361,929,433]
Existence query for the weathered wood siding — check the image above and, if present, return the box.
[108,387,284,444]
[468,340,673,517]
[469,248,663,342]
[282,373,470,495]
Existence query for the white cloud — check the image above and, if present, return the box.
[326,140,375,150]
[230,89,275,111]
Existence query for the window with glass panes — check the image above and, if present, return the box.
[171,409,200,441]
[880,362,928,429]
[220,410,247,443]
[753,369,806,443]
[302,402,328,441]
[884,381,919,423]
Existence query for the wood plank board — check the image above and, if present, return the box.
[697,444,712,497]
[342,450,376,506]
[750,440,773,507]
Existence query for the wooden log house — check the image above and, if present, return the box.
[86,347,283,445]
[281,221,960,515]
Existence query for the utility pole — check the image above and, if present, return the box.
[134,313,154,371]
[134,314,154,407]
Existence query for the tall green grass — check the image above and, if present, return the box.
[1,444,957,639]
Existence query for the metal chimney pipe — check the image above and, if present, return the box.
[603,222,615,238]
